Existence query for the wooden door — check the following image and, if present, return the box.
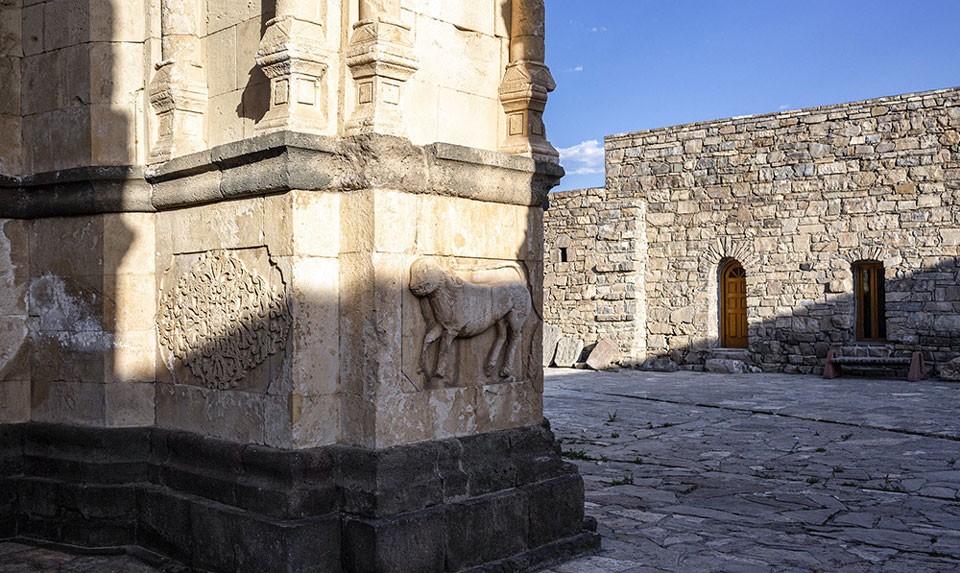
[721,261,748,348]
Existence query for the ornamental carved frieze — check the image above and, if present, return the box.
[158,250,290,390]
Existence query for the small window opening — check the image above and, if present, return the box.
[854,261,886,342]
[559,247,568,263]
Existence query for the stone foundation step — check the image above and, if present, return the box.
[707,348,751,362]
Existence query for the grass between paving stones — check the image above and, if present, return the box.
[605,473,635,486]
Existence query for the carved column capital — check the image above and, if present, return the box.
[498,0,558,160]
[150,0,207,162]
[498,60,557,158]
[345,17,419,137]
[148,59,207,161]
[255,17,330,135]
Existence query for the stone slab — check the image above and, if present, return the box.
[585,338,619,371]
[554,337,584,369]
[542,323,561,367]
[705,358,747,374]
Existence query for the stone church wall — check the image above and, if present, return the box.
[0,1,600,570]
[0,0,515,177]
[548,86,960,373]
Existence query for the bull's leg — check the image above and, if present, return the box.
[435,330,457,383]
[500,308,529,380]
[485,319,507,377]
[420,324,444,377]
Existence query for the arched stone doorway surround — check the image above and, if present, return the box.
[720,260,748,348]
[701,238,760,349]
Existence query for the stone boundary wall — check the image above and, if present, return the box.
[543,188,646,362]
[610,86,960,372]
[546,87,960,373]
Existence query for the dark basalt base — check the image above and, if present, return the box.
[0,421,599,572]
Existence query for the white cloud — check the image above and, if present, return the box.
[591,26,607,33]
[564,65,584,73]
[779,104,792,110]
[558,139,605,175]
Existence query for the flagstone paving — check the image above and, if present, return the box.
[539,368,960,573]
[5,368,960,572]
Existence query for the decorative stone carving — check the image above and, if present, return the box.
[345,8,419,136]
[499,61,557,158]
[255,16,330,134]
[148,0,207,160]
[148,61,207,160]
[409,258,531,385]
[499,0,558,159]
[158,250,290,390]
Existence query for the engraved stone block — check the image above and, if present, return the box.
[408,257,532,388]
[158,249,290,391]
[553,337,583,368]
[940,357,960,381]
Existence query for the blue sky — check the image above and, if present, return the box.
[544,0,960,191]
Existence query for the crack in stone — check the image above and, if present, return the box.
[591,390,960,443]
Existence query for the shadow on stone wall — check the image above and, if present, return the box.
[236,0,273,124]
[0,0,155,428]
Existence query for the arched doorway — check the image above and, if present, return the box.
[720,260,748,348]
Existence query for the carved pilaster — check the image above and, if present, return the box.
[256,17,329,134]
[345,17,418,137]
[148,60,207,161]
[149,0,207,161]
[499,61,557,158]
[499,0,558,159]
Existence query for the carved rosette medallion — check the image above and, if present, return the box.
[158,250,290,390]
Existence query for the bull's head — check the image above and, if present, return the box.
[409,258,443,297]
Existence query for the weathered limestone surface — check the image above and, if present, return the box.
[0,0,22,175]
[1,1,595,571]
[1,0,526,176]
[585,338,618,371]
[554,336,584,368]
[547,87,960,374]
[704,358,748,374]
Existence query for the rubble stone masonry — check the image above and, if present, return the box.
[546,87,960,374]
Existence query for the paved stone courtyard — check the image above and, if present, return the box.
[5,368,960,572]
[541,368,960,573]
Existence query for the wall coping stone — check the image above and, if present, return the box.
[605,85,960,148]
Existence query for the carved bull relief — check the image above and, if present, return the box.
[409,257,532,386]
[158,249,290,390]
